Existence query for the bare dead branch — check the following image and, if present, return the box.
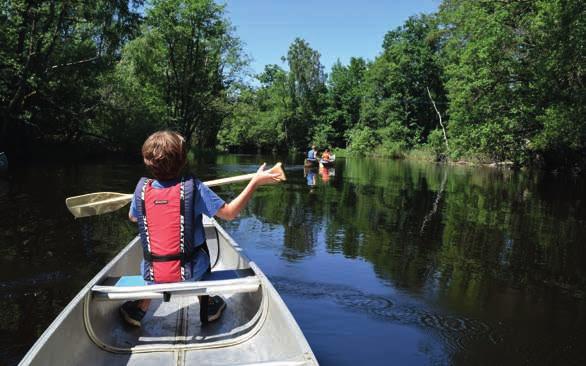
[427,86,449,152]
[48,56,100,71]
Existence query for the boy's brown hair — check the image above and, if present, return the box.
[142,131,187,180]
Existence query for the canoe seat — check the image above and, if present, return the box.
[91,269,260,301]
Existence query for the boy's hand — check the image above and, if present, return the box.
[252,163,282,187]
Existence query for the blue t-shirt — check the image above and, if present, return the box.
[307,149,316,160]
[130,178,225,246]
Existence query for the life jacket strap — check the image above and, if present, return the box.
[143,247,198,263]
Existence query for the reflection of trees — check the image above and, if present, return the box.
[215,155,586,326]
[347,161,573,282]
[269,157,586,313]
[420,169,448,234]
[216,156,586,316]
[320,159,446,288]
[242,180,322,261]
[0,162,141,363]
[282,204,318,261]
[433,168,586,313]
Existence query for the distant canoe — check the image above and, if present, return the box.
[319,155,335,168]
[19,217,318,365]
[319,160,334,168]
[304,159,318,168]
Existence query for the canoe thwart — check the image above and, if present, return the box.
[92,269,260,301]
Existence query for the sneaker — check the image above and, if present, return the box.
[200,295,226,324]
[120,300,146,327]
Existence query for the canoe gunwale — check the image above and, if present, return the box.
[212,219,317,363]
[18,237,142,365]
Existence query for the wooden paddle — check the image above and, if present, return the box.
[65,162,286,218]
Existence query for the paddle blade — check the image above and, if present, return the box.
[65,192,134,218]
[268,162,287,182]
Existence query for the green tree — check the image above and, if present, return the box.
[218,64,291,151]
[362,15,444,141]
[439,0,537,163]
[0,0,142,154]
[527,0,586,167]
[439,0,586,166]
[343,14,445,157]
[323,57,367,147]
[109,0,245,148]
[283,38,327,149]
[253,64,290,150]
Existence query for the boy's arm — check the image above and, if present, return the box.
[129,196,138,222]
[215,163,280,221]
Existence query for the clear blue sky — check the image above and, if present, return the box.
[223,0,440,76]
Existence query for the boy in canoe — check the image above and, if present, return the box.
[120,130,281,327]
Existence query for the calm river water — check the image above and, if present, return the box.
[1,155,585,365]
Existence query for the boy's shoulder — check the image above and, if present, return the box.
[183,175,203,187]
[132,176,204,195]
[134,175,202,183]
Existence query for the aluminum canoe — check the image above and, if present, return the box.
[19,217,318,365]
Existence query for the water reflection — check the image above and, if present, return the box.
[304,166,336,188]
[0,162,142,364]
[230,157,586,364]
[304,167,317,187]
[2,156,586,365]
[319,166,335,184]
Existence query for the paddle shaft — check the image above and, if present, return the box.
[66,163,285,217]
[70,173,262,211]
[204,172,258,187]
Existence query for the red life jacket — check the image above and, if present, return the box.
[134,177,196,283]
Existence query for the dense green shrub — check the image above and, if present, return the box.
[346,126,379,154]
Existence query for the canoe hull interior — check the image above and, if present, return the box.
[19,219,318,365]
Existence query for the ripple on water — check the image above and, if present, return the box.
[336,293,394,309]
[418,312,495,352]
[271,276,499,354]
[0,271,71,291]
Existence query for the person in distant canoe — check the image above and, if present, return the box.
[307,145,318,162]
[321,148,332,162]
[120,131,280,327]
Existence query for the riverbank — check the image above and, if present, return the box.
[5,138,583,177]
[333,146,584,174]
[333,146,489,165]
